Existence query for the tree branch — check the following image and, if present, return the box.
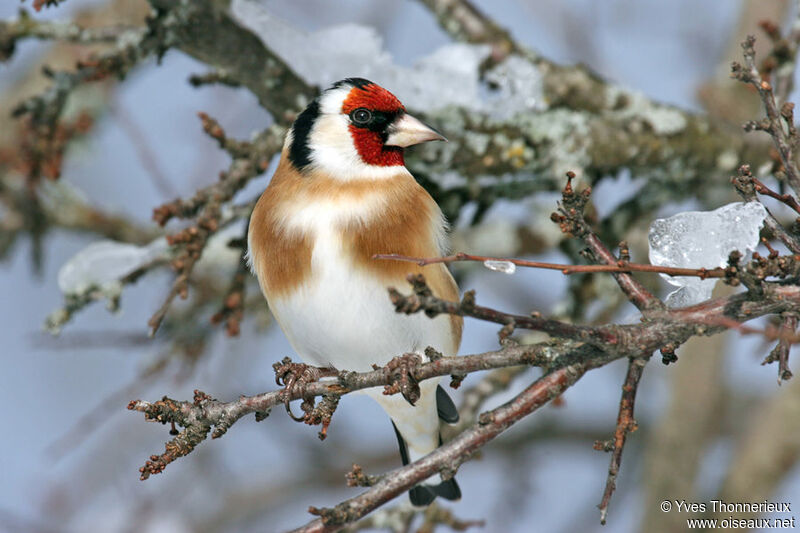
[0,8,130,55]
[595,356,647,524]
[448,365,530,435]
[128,343,570,479]
[293,360,594,532]
[147,0,315,121]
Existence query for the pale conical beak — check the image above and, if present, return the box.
[384,113,447,147]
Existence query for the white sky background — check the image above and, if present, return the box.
[1,1,798,532]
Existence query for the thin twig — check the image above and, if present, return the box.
[375,252,729,279]
[732,35,800,195]
[596,357,647,524]
[554,172,663,311]
[389,274,620,348]
[753,175,800,215]
[560,172,655,520]
[731,164,800,253]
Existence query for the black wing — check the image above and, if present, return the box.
[436,385,459,423]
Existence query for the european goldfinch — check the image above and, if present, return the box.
[248,78,462,504]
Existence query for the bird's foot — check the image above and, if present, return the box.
[272,357,339,437]
[303,394,340,440]
[379,352,423,406]
[273,357,317,420]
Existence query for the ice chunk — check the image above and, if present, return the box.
[58,238,169,294]
[231,0,494,112]
[483,260,517,275]
[648,202,767,307]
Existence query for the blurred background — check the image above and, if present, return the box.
[1,1,799,532]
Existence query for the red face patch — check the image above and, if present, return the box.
[342,83,405,168]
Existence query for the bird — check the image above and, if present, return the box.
[247,78,462,505]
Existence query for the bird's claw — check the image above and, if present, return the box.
[272,357,337,424]
[382,352,423,405]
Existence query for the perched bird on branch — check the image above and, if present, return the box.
[247,78,462,505]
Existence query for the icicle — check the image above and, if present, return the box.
[483,260,516,275]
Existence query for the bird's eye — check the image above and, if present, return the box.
[350,108,372,126]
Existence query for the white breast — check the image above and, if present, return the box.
[266,201,455,371]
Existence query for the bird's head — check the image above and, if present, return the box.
[285,78,446,180]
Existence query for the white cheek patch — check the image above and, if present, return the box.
[307,114,408,181]
[308,114,361,171]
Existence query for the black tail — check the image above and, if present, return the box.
[408,478,461,506]
[391,386,462,506]
[433,477,461,500]
[409,484,437,506]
